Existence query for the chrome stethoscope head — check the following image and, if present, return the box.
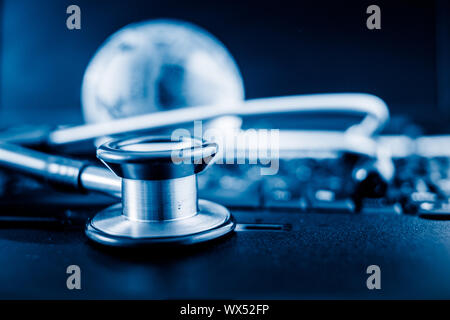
[85,135,235,247]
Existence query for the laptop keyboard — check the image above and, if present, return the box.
[198,155,450,217]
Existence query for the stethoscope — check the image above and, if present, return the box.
[88,135,235,246]
[0,135,234,246]
[0,93,390,247]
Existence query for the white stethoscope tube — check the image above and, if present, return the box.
[48,93,389,146]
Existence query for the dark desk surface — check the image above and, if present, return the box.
[0,209,449,299]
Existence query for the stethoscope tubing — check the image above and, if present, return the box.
[47,93,389,146]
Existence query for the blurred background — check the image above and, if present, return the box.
[0,0,448,133]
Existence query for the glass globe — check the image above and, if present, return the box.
[81,19,245,125]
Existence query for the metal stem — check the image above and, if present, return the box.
[122,175,197,221]
[0,142,121,197]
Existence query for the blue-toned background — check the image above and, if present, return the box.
[0,0,448,133]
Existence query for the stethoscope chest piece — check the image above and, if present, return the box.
[85,136,235,247]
